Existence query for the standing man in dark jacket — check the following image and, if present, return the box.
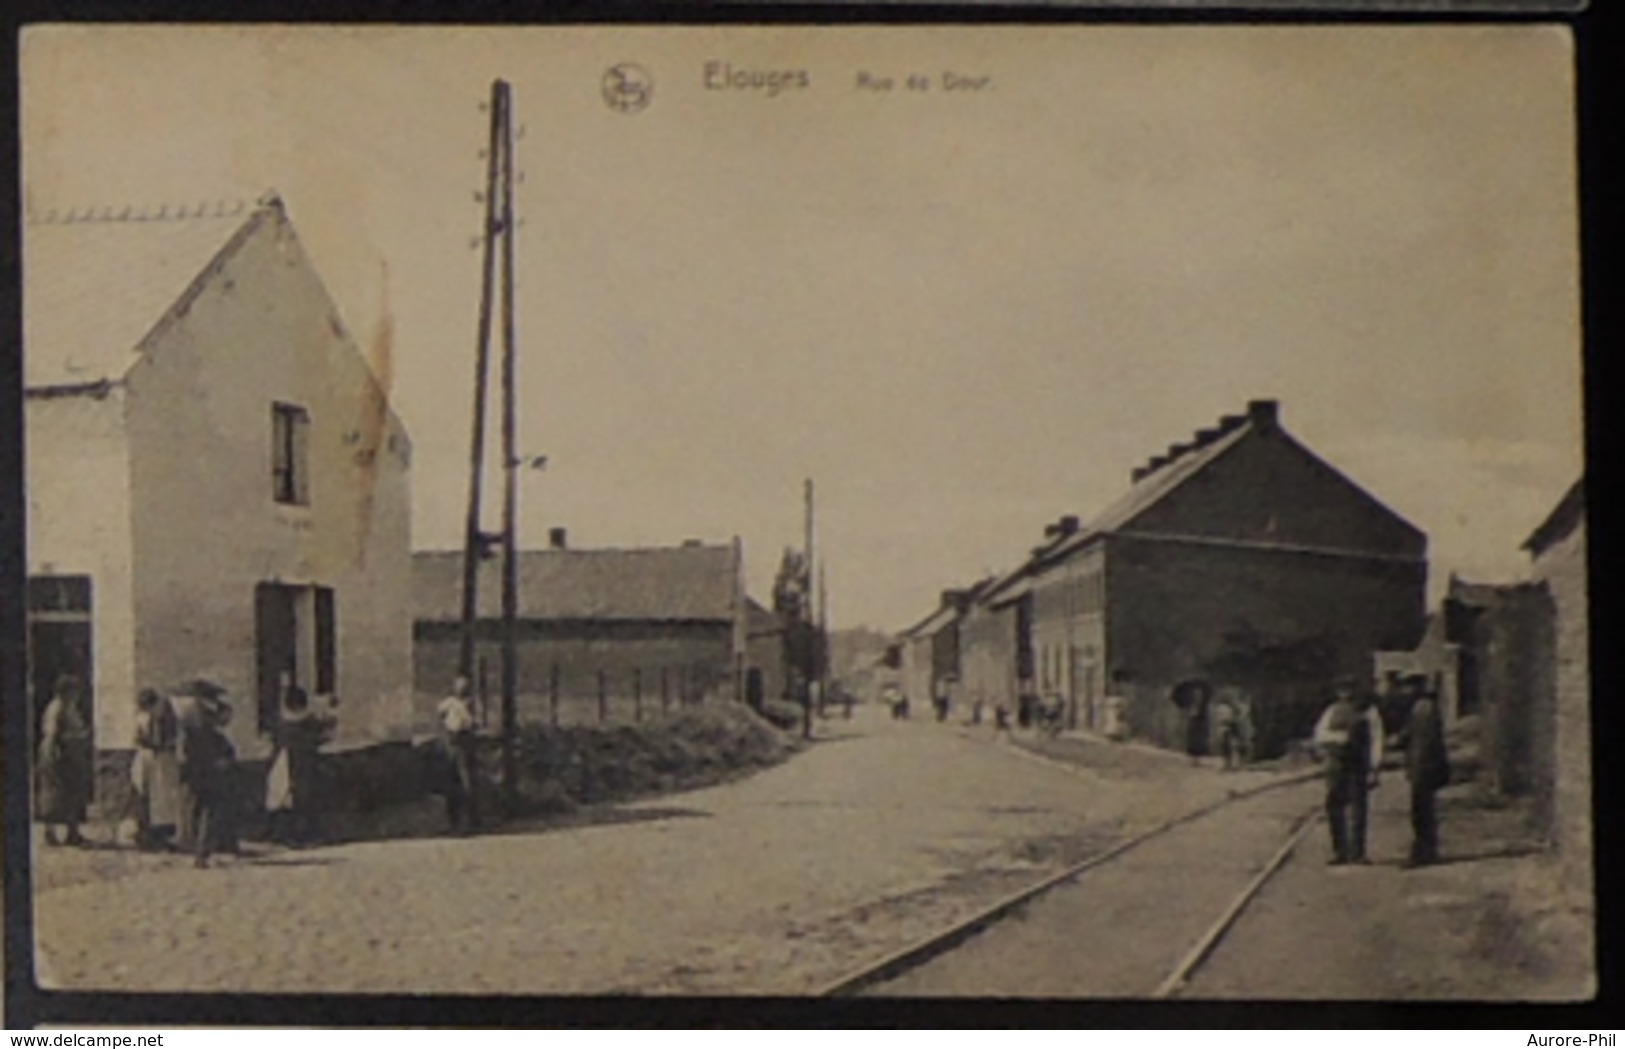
[179,690,238,869]
[1400,675,1451,868]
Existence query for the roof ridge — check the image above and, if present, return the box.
[414,543,730,557]
[26,198,261,227]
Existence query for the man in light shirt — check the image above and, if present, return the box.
[1313,675,1385,865]
[436,676,479,833]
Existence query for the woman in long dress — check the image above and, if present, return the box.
[37,675,92,847]
[130,689,182,849]
[267,684,334,846]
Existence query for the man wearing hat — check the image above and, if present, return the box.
[1312,674,1386,865]
[174,679,239,867]
[1398,674,1451,867]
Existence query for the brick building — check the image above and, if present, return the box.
[895,582,990,711]
[953,400,1428,754]
[412,536,754,727]
[743,596,789,708]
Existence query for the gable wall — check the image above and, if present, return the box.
[1128,428,1425,560]
[124,212,413,757]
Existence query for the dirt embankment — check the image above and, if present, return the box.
[497,702,802,814]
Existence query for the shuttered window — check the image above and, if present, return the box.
[272,402,311,506]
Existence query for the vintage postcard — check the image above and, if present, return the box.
[14,23,1589,1004]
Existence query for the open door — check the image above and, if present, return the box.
[255,583,300,734]
[27,575,95,801]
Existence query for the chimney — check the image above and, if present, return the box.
[1146,454,1170,472]
[1194,427,1221,447]
[1058,515,1080,536]
[548,527,568,549]
[1247,399,1279,430]
[1131,466,1150,483]
[1167,442,1193,460]
[1218,413,1247,433]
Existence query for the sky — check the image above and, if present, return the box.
[20,25,1584,632]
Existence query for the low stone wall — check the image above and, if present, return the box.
[88,739,432,829]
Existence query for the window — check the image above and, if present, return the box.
[28,575,92,615]
[272,402,310,505]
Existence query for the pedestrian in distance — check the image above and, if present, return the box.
[37,674,93,848]
[1397,674,1451,868]
[178,686,239,869]
[1101,672,1129,742]
[130,688,182,851]
[1211,690,1241,771]
[1233,691,1257,767]
[1313,675,1385,866]
[436,676,481,834]
[1173,679,1213,768]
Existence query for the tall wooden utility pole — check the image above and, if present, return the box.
[496,78,520,815]
[458,78,522,816]
[802,478,815,740]
[817,560,828,715]
[457,79,505,684]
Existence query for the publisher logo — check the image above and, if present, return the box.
[603,63,653,114]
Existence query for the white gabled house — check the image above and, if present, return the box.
[24,194,414,786]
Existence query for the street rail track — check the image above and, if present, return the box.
[815,764,1324,998]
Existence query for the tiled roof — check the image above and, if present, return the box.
[897,575,996,638]
[24,199,268,389]
[1041,422,1254,565]
[413,543,741,624]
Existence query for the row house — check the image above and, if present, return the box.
[895,582,989,708]
[936,399,1428,755]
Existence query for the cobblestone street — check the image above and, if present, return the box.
[34,706,1268,995]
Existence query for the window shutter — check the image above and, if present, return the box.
[292,410,311,505]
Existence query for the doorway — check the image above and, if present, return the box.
[255,582,338,734]
[27,575,96,800]
[255,583,300,734]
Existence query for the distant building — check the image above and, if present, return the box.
[412,536,753,726]
[743,596,788,708]
[23,195,416,783]
[1373,573,1504,725]
[952,400,1428,754]
[894,582,990,711]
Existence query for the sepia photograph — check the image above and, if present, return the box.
[14,23,1590,1002]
